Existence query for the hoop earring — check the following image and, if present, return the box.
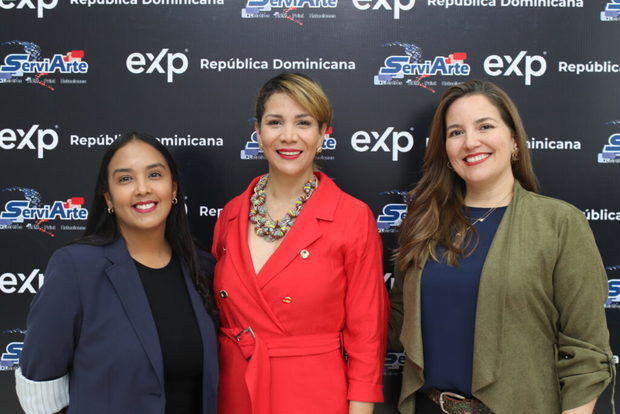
[447,161,453,170]
[316,147,323,154]
[172,197,178,205]
[107,207,114,214]
[511,147,519,162]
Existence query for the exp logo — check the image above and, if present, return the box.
[601,1,620,21]
[0,41,87,90]
[0,269,44,294]
[353,0,415,19]
[483,51,547,86]
[374,42,469,91]
[1,342,23,370]
[597,133,620,163]
[0,0,57,18]
[0,125,59,159]
[126,49,189,83]
[0,187,88,237]
[376,190,408,233]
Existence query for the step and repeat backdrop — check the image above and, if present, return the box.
[1,1,619,412]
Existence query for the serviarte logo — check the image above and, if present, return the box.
[0,0,57,18]
[483,51,547,86]
[126,49,189,83]
[351,127,414,161]
[352,0,415,19]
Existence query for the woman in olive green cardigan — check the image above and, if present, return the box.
[390,80,614,414]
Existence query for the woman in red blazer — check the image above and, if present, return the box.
[212,73,389,414]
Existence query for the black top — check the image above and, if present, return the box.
[420,207,506,397]
[135,255,203,414]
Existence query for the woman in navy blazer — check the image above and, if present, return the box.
[15,132,218,414]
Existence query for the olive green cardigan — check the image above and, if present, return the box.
[389,182,615,414]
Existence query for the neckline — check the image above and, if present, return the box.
[134,255,175,271]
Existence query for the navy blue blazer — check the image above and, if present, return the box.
[20,237,218,414]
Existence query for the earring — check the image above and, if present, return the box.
[107,207,114,214]
[447,161,453,170]
[172,197,178,205]
[316,147,323,154]
[511,147,519,162]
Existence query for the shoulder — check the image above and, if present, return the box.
[320,174,373,219]
[337,191,373,217]
[48,243,106,268]
[518,189,586,224]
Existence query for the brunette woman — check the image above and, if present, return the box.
[390,80,614,414]
[16,132,218,414]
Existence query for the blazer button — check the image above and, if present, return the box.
[300,249,310,259]
[219,290,229,298]
[282,296,293,304]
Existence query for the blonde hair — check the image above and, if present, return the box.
[255,73,332,128]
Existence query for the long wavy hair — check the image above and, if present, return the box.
[74,132,217,320]
[395,80,540,272]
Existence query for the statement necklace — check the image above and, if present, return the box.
[249,174,318,242]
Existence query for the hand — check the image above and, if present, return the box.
[349,401,374,414]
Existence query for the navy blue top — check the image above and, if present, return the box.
[420,206,506,396]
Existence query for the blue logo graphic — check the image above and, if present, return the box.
[241,131,262,159]
[376,190,408,233]
[374,42,469,89]
[243,0,337,17]
[384,351,405,375]
[597,133,620,163]
[601,1,620,21]
[606,279,620,308]
[0,187,88,236]
[1,342,23,370]
[0,41,87,90]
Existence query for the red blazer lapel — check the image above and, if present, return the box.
[256,172,340,289]
[221,179,290,333]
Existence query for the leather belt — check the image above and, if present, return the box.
[220,326,342,414]
[426,389,493,414]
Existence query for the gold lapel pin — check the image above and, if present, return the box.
[282,296,293,304]
[300,249,310,259]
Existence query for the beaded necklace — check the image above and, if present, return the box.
[249,174,318,242]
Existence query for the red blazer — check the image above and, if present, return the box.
[212,172,388,414]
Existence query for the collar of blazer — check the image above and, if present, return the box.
[103,237,219,402]
[399,181,529,397]
[219,172,344,329]
[103,237,166,388]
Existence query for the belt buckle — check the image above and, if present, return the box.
[439,391,466,414]
[234,326,255,342]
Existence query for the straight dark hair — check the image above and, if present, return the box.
[74,132,217,319]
